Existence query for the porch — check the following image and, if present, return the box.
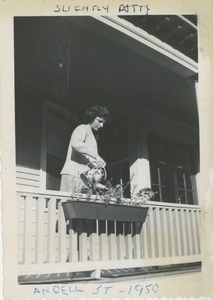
[17,189,201,283]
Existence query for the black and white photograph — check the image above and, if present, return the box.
[15,12,200,284]
[1,1,213,299]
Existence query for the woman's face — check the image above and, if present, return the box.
[90,116,105,131]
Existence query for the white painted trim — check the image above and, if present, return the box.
[93,15,198,74]
[178,15,197,30]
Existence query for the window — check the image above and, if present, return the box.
[174,145,196,205]
[148,134,198,204]
[41,102,78,190]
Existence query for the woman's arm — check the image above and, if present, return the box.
[70,125,106,167]
[70,125,97,159]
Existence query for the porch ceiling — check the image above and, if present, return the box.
[14,16,198,126]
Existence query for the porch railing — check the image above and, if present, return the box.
[17,189,201,277]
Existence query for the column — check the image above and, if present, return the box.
[194,76,213,295]
[128,114,151,196]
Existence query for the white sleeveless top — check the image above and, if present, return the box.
[60,124,98,176]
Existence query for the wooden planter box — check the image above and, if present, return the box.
[62,200,149,223]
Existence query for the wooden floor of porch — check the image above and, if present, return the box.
[18,262,201,285]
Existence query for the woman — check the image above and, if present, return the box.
[60,105,110,193]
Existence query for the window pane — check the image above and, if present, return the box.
[176,166,184,189]
[174,143,195,203]
[187,191,194,205]
[185,173,192,189]
[150,165,159,184]
[162,187,170,202]
[160,163,169,185]
[149,134,197,204]
[178,190,186,204]
[151,185,160,201]
[149,135,172,203]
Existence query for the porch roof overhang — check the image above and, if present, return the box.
[94,15,198,79]
[15,15,199,127]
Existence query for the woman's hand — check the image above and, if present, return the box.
[95,154,106,168]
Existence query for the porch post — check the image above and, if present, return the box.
[128,114,151,195]
[195,76,213,295]
[193,79,201,204]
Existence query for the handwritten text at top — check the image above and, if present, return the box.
[54,4,150,15]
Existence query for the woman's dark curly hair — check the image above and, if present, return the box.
[84,105,111,124]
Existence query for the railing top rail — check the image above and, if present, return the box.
[146,200,201,210]
[17,189,201,210]
[17,188,73,198]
